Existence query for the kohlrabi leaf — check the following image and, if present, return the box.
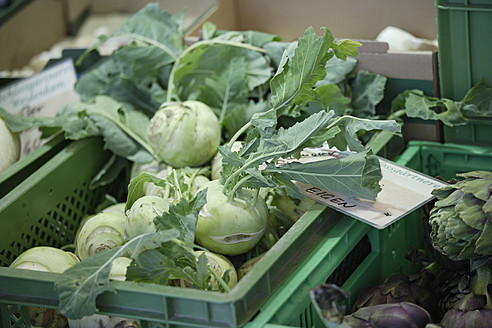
[126,172,173,210]
[324,116,401,152]
[104,3,184,59]
[315,84,352,116]
[222,100,270,140]
[330,39,362,61]
[54,229,180,319]
[1,96,155,163]
[221,111,334,193]
[126,242,197,286]
[267,150,382,201]
[269,27,334,111]
[154,189,208,244]
[316,55,358,86]
[461,79,492,118]
[125,248,179,285]
[263,41,296,71]
[198,56,249,126]
[404,90,468,127]
[349,70,387,118]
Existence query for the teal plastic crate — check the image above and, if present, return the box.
[442,118,492,147]
[436,0,492,100]
[0,137,373,328]
[246,140,492,328]
[436,0,492,147]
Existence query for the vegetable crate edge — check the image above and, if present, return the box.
[0,136,398,328]
[247,140,492,328]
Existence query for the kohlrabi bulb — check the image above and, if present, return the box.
[125,195,170,239]
[109,257,132,281]
[75,212,126,260]
[195,180,269,256]
[146,101,221,168]
[10,246,79,273]
[10,246,79,328]
[0,116,21,173]
[196,250,238,290]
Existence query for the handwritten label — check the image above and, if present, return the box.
[292,145,447,229]
[0,59,79,157]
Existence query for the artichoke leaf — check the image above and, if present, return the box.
[454,234,480,261]
[434,189,464,208]
[457,178,492,202]
[457,170,492,180]
[483,195,492,217]
[455,193,487,230]
[474,220,492,256]
[432,185,459,200]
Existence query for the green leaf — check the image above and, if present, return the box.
[198,56,249,125]
[316,55,358,86]
[349,70,387,117]
[126,172,172,210]
[110,3,184,58]
[315,84,351,115]
[154,189,208,244]
[270,27,334,111]
[325,116,401,152]
[404,90,468,127]
[331,39,362,60]
[126,248,174,284]
[54,229,180,319]
[266,150,382,201]
[79,96,155,160]
[461,79,492,118]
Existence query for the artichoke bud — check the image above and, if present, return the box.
[75,212,126,260]
[428,171,492,263]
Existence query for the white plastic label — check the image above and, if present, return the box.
[292,145,448,229]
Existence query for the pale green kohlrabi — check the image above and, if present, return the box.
[0,115,21,173]
[10,246,80,328]
[125,195,170,239]
[146,100,221,168]
[195,179,269,256]
[75,212,126,260]
[197,250,238,290]
[67,257,140,328]
[174,251,238,291]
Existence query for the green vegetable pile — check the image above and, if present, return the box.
[2,3,412,324]
[309,171,492,328]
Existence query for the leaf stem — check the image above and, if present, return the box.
[210,270,230,293]
[226,175,253,200]
[95,105,159,159]
[227,121,252,147]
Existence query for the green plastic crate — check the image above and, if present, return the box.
[442,118,492,147]
[436,0,492,146]
[246,140,492,328]
[0,134,68,199]
[436,0,492,100]
[0,136,369,328]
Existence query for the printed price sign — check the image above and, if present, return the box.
[292,145,447,229]
[0,59,79,157]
